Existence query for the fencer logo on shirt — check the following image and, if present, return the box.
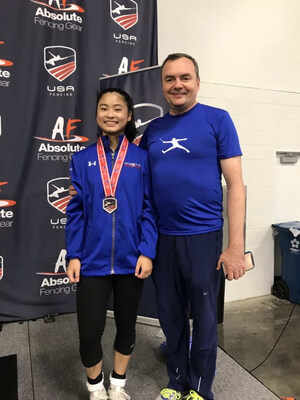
[160,137,190,154]
[110,0,138,30]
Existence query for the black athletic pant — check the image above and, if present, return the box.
[76,274,144,368]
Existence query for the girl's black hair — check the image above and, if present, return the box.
[96,87,138,142]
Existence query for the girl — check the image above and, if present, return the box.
[65,88,157,400]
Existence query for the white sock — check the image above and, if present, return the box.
[86,379,105,392]
[109,375,126,388]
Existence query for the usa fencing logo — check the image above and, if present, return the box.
[132,103,163,144]
[0,256,3,280]
[47,178,71,214]
[44,46,76,82]
[110,0,138,30]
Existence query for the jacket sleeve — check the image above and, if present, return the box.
[65,154,85,261]
[138,152,158,259]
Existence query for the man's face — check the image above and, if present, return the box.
[162,57,200,115]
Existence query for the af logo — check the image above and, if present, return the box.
[44,46,76,82]
[0,182,16,207]
[31,0,84,12]
[36,249,76,296]
[35,116,88,143]
[47,178,71,214]
[0,256,3,280]
[110,0,138,30]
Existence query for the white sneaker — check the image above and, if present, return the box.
[86,378,108,400]
[108,376,131,400]
[89,389,109,400]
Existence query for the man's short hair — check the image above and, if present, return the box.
[161,53,200,79]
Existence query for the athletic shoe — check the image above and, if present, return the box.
[108,383,131,400]
[155,388,182,400]
[86,377,108,400]
[89,388,109,400]
[181,390,204,399]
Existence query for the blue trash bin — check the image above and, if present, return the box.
[272,221,300,304]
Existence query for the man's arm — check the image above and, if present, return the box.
[217,156,246,280]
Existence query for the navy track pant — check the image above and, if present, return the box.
[152,231,222,400]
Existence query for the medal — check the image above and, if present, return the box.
[97,136,129,214]
[103,196,117,214]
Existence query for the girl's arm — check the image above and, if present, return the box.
[65,155,85,266]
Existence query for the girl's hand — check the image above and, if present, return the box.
[67,258,81,283]
[135,255,153,279]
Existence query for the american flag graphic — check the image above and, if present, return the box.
[114,14,137,30]
[47,61,76,82]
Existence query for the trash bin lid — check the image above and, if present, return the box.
[272,221,300,233]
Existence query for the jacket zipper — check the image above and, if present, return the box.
[111,149,116,274]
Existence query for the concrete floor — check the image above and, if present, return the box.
[218,294,300,399]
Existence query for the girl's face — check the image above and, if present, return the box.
[96,92,132,137]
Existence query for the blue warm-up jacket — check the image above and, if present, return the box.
[65,135,157,277]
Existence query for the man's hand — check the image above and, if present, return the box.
[66,258,81,283]
[135,255,153,279]
[69,183,77,197]
[217,247,245,280]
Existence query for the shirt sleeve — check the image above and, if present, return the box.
[138,151,158,259]
[65,154,85,261]
[138,127,149,150]
[217,111,242,159]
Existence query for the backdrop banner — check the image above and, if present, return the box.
[0,0,157,321]
[100,67,169,318]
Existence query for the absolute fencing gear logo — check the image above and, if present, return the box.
[44,46,76,82]
[0,182,16,208]
[110,0,138,30]
[34,116,87,162]
[0,41,14,87]
[36,249,76,296]
[47,178,71,214]
[31,0,84,12]
[0,182,16,229]
[0,256,3,280]
[32,1,84,31]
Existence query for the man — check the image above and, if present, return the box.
[139,53,245,400]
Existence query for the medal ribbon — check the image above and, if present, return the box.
[97,136,129,198]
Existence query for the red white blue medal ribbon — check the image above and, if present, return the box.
[97,136,129,213]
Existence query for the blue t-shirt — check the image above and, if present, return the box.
[140,103,242,235]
